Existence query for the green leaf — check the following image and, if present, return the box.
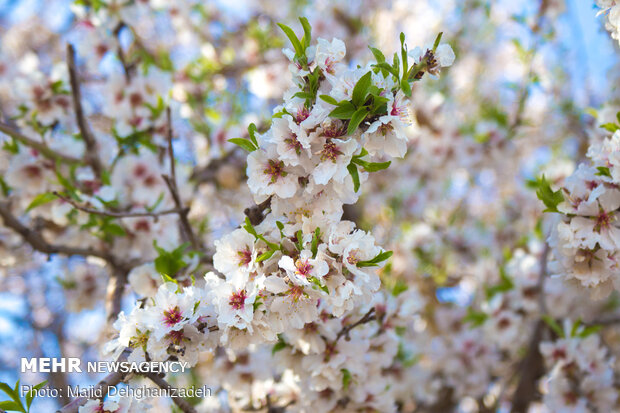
[243,219,278,249]
[432,32,444,52]
[308,276,329,294]
[247,123,259,147]
[0,176,10,196]
[272,337,287,355]
[352,71,372,107]
[347,163,360,192]
[600,123,619,133]
[243,217,258,237]
[532,175,564,213]
[257,249,276,262]
[153,241,189,277]
[391,280,408,296]
[258,235,279,251]
[341,368,352,391]
[401,78,412,97]
[356,250,393,267]
[103,223,126,237]
[329,102,357,119]
[578,324,602,338]
[0,401,25,412]
[352,158,391,172]
[2,138,19,154]
[319,95,339,105]
[275,221,285,238]
[396,342,420,367]
[145,192,165,213]
[400,32,408,86]
[584,107,598,118]
[253,296,262,311]
[100,169,112,186]
[369,46,386,63]
[541,315,564,337]
[161,273,178,285]
[228,137,257,152]
[311,227,320,259]
[392,52,400,78]
[569,320,580,337]
[373,62,399,78]
[295,229,304,252]
[299,17,312,48]
[463,308,488,327]
[277,23,304,57]
[347,107,369,135]
[596,166,612,178]
[293,91,315,100]
[485,267,514,299]
[25,193,56,212]
[364,161,391,172]
[0,381,25,413]
[26,381,47,411]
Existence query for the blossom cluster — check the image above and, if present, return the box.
[106,21,455,410]
[546,127,620,299]
[540,326,617,412]
[106,281,218,367]
[79,396,150,413]
[208,21,453,346]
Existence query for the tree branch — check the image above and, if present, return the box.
[537,242,550,315]
[53,191,188,219]
[0,201,137,273]
[142,373,198,413]
[113,22,133,83]
[105,267,129,324]
[162,175,199,250]
[56,348,132,413]
[0,122,82,165]
[166,107,177,185]
[510,320,546,413]
[0,201,110,261]
[334,307,376,343]
[161,109,200,250]
[67,43,103,179]
[509,238,550,412]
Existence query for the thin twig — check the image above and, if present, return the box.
[67,43,103,179]
[53,191,188,219]
[1,201,137,322]
[190,148,241,184]
[0,201,139,275]
[0,201,112,262]
[334,307,376,343]
[505,2,546,142]
[162,175,199,250]
[143,372,198,413]
[0,122,82,165]
[586,317,620,327]
[161,110,200,250]
[166,107,176,184]
[538,241,550,315]
[56,348,132,413]
[113,22,132,83]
